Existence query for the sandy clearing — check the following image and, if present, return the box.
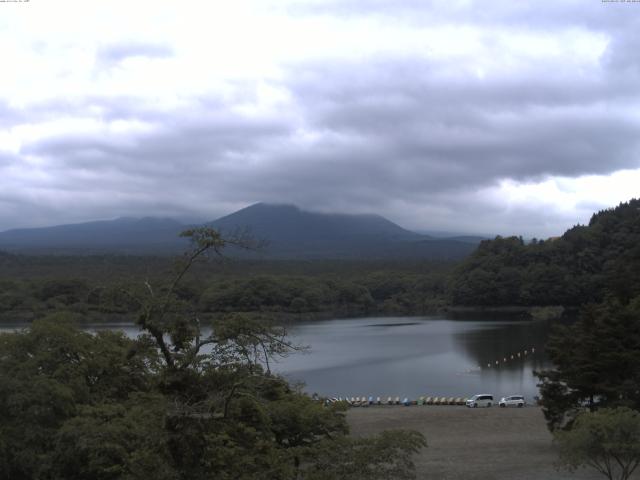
[347,405,624,480]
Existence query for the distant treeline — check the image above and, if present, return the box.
[450,199,640,307]
[0,255,453,322]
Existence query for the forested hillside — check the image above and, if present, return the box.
[450,199,640,307]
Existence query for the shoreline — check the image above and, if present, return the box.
[0,304,571,326]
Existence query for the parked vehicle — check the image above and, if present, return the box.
[466,394,493,408]
[499,395,525,408]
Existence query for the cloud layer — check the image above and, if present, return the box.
[1,0,639,236]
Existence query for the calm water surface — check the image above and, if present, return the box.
[1,315,553,401]
[271,316,551,400]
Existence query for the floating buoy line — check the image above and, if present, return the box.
[484,346,536,369]
[455,346,538,375]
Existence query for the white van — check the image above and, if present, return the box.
[499,395,525,408]
[466,394,494,408]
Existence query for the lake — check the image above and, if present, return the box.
[273,315,552,401]
[0,315,554,401]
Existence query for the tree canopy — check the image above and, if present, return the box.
[555,407,640,480]
[0,227,426,479]
[451,199,640,307]
[536,298,640,431]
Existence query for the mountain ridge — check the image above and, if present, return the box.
[0,203,480,259]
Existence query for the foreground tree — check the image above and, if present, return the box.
[536,298,640,430]
[555,407,640,480]
[0,316,159,480]
[0,227,426,479]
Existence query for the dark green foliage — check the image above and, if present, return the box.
[0,255,454,322]
[451,199,640,307]
[0,316,157,480]
[536,298,640,431]
[50,396,175,480]
[555,407,640,480]
[36,279,89,304]
[0,228,426,479]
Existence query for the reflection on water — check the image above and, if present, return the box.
[272,316,554,400]
[0,315,558,400]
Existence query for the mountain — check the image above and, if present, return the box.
[0,203,480,259]
[0,217,187,254]
[212,203,423,243]
[209,203,475,259]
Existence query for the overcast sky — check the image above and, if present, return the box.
[1,0,639,237]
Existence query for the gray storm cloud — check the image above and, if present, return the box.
[1,1,640,235]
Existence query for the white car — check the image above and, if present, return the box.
[466,394,494,408]
[499,395,525,407]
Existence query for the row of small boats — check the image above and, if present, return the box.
[325,396,468,406]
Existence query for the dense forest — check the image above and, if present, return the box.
[0,255,453,323]
[450,199,640,307]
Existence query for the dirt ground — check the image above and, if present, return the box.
[347,405,626,480]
